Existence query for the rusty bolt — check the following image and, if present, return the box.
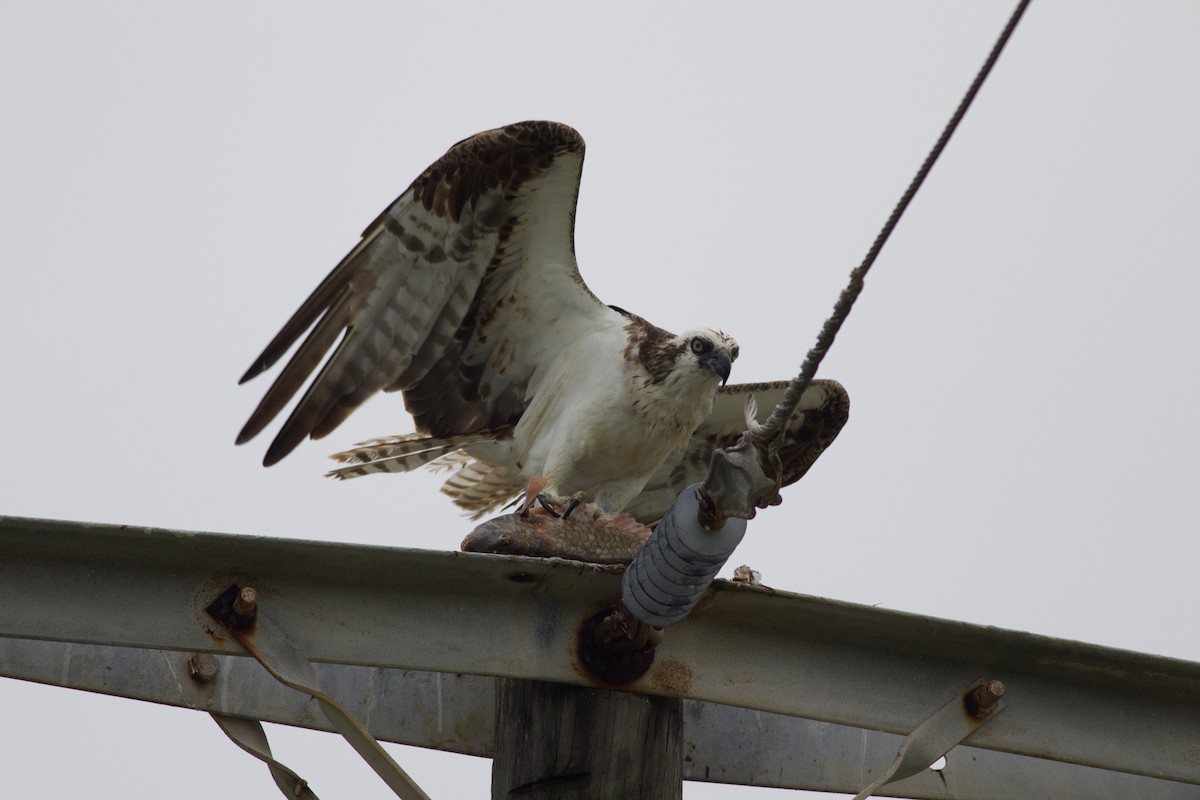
[233,586,258,617]
[579,603,660,684]
[187,653,220,683]
[594,602,664,650]
[967,679,1006,718]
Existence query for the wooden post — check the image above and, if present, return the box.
[491,677,682,799]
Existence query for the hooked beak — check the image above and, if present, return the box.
[702,351,733,386]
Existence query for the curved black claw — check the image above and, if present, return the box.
[536,494,562,518]
[561,497,583,519]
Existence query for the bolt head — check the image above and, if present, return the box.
[187,653,219,683]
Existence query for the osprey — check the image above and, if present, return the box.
[238,121,848,523]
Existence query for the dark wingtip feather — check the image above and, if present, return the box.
[262,436,296,467]
[236,404,276,448]
[238,361,267,385]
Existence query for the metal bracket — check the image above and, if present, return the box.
[211,713,320,799]
[208,585,432,800]
[852,678,1007,800]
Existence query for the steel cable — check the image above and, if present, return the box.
[752,0,1034,447]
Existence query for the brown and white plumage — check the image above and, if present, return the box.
[621,379,849,526]
[238,121,596,465]
[331,379,849,526]
[238,120,846,520]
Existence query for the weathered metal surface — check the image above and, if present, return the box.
[0,639,495,756]
[678,700,1200,798]
[211,713,320,799]
[210,585,431,800]
[2,515,1200,787]
[2,638,1198,798]
[850,679,1005,800]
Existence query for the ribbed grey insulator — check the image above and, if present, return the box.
[622,484,747,627]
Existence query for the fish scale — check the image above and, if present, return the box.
[461,508,652,565]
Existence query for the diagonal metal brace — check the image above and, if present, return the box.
[211,713,320,799]
[208,585,432,800]
[852,678,1007,800]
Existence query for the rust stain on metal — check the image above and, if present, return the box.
[965,679,1006,719]
[193,571,261,647]
[206,583,259,635]
[649,657,694,695]
[573,604,657,686]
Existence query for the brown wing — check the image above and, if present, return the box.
[623,379,850,526]
[237,121,619,465]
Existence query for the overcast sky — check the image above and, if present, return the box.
[2,2,1198,798]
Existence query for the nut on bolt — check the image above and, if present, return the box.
[205,584,260,630]
[578,602,662,684]
[966,679,1006,718]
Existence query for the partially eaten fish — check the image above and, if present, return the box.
[461,506,652,565]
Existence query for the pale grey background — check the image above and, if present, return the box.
[2,2,1197,798]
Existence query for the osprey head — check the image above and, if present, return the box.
[679,327,739,386]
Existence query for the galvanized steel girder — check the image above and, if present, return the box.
[2,638,1198,798]
[2,515,1199,790]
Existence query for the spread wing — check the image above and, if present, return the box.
[623,379,850,526]
[237,121,621,465]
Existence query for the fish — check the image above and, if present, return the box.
[461,507,652,565]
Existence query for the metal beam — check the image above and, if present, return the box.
[3,515,1199,787]
[3,638,1196,799]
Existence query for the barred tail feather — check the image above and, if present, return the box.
[439,460,525,519]
[326,432,493,480]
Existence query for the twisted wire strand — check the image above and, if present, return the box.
[752,0,1034,446]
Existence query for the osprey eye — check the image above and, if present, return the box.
[690,337,710,355]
